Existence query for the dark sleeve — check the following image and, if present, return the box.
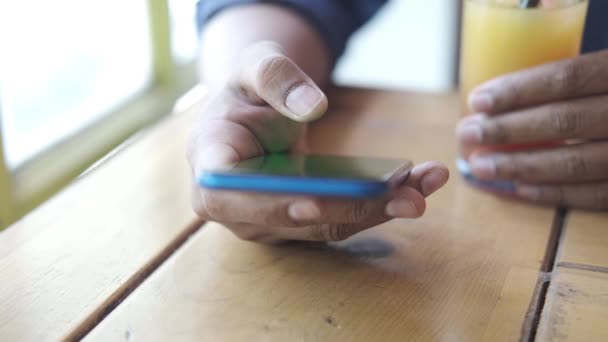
[581,0,608,53]
[196,0,388,60]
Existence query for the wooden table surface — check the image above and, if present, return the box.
[536,210,608,341]
[0,87,606,341]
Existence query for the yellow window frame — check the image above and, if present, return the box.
[0,0,198,229]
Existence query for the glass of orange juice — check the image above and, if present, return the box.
[458,0,588,191]
[460,0,588,113]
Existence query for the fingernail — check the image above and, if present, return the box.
[285,84,323,117]
[456,123,482,144]
[421,169,448,196]
[469,92,494,113]
[385,199,418,218]
[470,157,496,179]
[288,201,321,221]
[517,185,540,200]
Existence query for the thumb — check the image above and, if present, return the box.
[234,41,328,122]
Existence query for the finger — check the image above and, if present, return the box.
[516,182,608,210]
[195,161,449,228]
[200,162,451,242]
[188,142,245,222]
[198,180,425,228]
[468,50,608,114]
[288,217,390,242]
[187,118,265,174]
[384,187,425,219]
[221,222,286,244]
[196,161,446,226]
[384,161,449,218]
[469,142,608,183]
[457,95,608,145]
[195,158,448,227]
[402,161,450,196]
[311,161,450,221]
[188,120,266,221]
[234,41,328,122]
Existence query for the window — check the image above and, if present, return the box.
[0,0,152,168]
[0,0,199,229]
[169,0,199,64]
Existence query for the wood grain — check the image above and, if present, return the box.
[0,105,201,341]
[536,267,608,341]
[558,211,608,270]
[86,88,556,341]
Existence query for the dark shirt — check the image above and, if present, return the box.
[197,0,607,60]
[581,0,608,53]
[196,0,388,60]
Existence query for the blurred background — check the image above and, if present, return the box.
[336,0,460,91]
[0,0,460,228]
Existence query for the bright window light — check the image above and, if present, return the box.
[0,0,152,168]
[169,0,199,64]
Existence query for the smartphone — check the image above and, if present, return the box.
[198,154,412,198]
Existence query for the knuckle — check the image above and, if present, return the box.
[346,201,372,222]
[214,100,245,121]
[256,55,290,90]
[485,120,510,144]
[309,224,326,241]
[550,105,581,136]
[537,186,566,206]
[496,155,525,179]
[504,160,531,179]
[326,223,354,241]
[560,153,588,178]
[593,185,608,209]
[509,153,558,181]
[230,225,265,242]
[309,223,354,242]
[200,191,225,221]
[553,60,584,94]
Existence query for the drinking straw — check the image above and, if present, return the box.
[520,0,540,8]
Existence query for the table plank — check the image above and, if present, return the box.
[86,89,556,341]
[0,105,202,340]
[558,211,608,271]
[536,267,608,341]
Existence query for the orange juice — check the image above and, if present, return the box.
[460,0,588,113]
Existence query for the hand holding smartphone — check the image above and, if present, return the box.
[199,154,413,198]
[188,42,449,242]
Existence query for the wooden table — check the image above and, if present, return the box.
[0,88,606,341]
[535,210,608,341]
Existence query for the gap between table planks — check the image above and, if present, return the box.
[0,101,203,341]
[532,210,608,341]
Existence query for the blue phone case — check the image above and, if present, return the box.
[199,173,389,198]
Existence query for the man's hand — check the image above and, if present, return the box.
[188,42,449,243]
[457,50,608,209]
